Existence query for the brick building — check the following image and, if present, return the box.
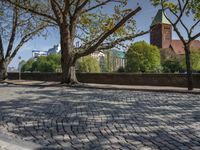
[150,9,200,59]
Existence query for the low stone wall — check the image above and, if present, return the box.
[8,72,200,88]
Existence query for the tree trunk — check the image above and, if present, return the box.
[61,58,78,84]
[60,26,78,84]
[0,61,8,81]
[185,44,193,90]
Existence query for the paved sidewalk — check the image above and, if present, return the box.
[0,83,200,149]
[0,132,40,150]
[2,80,200,94]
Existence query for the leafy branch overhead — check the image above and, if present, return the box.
[5,0,148,83]
[0,1,48,63]
[6,0,147,55]
[0,1,48,80]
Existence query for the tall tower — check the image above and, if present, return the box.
[150,9,172,49]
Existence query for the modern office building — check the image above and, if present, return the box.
[32,50,47,59]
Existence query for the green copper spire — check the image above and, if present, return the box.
[151,9,171,26]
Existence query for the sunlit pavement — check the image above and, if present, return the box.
[0,84,200,150]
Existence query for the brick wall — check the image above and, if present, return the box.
[8,72,200,88]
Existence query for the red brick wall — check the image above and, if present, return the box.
[162,24,172,49]
[150,23,172,49]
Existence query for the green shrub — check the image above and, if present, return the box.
[162,57,182,73]
[181,49,200,72]
[125,41,161,73]
[22,54,61,72]
[79,56,100,73]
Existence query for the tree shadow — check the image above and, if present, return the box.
[0,85,200,149]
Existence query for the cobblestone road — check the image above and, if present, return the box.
[0,84,200,150]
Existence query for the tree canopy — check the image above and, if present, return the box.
[78,56,100,73]
[162,57,182,73]
[0,0,47,80]
[22,54,61,72]
[125,41,161,73]
[6,0,148,83]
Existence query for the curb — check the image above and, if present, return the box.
[72,84,200,94]
[1,80,200,94]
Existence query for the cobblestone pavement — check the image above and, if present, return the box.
[0,84,200,150]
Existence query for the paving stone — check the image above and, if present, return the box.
[0,85,200,149]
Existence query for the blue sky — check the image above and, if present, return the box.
[9,0,200,68]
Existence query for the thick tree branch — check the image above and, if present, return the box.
[5,6,18,59]
[189,20,200,35]
[69,0,88,40]
[75,6,142,59]
[76,31,107,50]
[50,0,63,24]
[190,32,200,42]
[52,0,63,13]
[161,1,186,45]
[97,31,149,51]
[64,0,70,17]
[174,0,189,25]
[0,35,4,60]
[167,7,190,39]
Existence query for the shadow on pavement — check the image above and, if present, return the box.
[0,85,200,149]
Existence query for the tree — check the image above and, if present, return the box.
[125,41,161,73]
[6,0,149,84]
[0,1,47,80]
[22,54,61,72]
[181,49,200,72]
[79,56,100,73]
[162,57,182,73]
[152,0,200,90]
[190,49,200,72]
[21,59,35,72]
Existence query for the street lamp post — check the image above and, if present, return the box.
[18,56,21,80]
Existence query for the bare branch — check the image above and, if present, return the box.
[161,0,186,45]
[6,0,57,22]
[189,20,200,35]
[63,0,70,16]
[50,0,63,24]
[69,0,88,40]
[177,0,182,10]
[174,0,189,25]
[167,7,190,39]
[190,32,200,42]
[52,0,63,13]
[9,24,48,61]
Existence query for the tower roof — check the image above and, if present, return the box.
[151,9,171,26]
